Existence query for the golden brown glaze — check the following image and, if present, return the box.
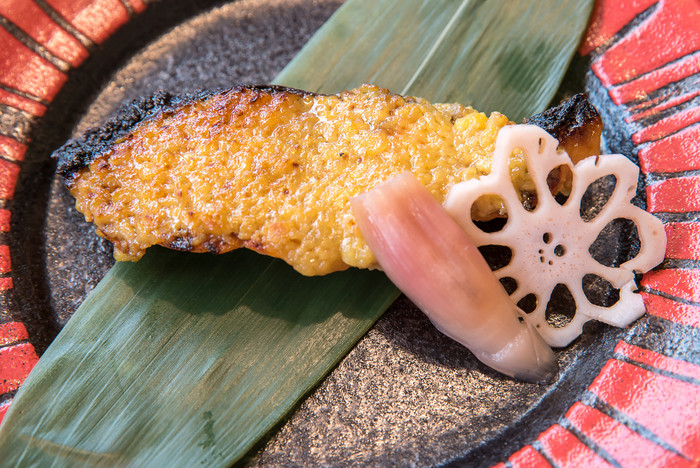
[64,85,601,275]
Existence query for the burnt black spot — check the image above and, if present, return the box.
[203,239,224,254]
[168,236,194,251]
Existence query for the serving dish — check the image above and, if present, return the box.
[0,0,698,465]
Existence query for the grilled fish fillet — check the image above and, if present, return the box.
[55,84,601,276]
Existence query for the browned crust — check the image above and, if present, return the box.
[53,85,317,182]
[524,93,603,164]
[55,88,601,183]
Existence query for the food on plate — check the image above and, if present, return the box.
[523,93,602,166]
[54,84,602,276]
[352,172,558,382]
[445,124,667,347]
[52,83,665,377]
[352,125,665,378]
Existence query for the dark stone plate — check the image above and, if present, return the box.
[1,0,698,466]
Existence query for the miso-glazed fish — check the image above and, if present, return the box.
[54,84,601,276]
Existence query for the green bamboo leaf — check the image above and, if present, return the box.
[0,249,396,465]
[0,0,593,466]
[276,0,594,120]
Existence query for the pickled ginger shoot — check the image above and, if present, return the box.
[351,172,558,382]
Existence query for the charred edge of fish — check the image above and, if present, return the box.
[523,93,602,143]
[54,88,599,184]
[52,84,319,182]
[167,236,195,251]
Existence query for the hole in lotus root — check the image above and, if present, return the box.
[520,191,537,211]
[473,217,508,234]
[545,284,576,328]
[499,277,518,295]
[580,175,617,222]
[472,195,508,231]
[517,293,538,314]
[589,218,640,267]
[547,165,571,206]
[477,245,512,271]
[554,192,569,206]
[582,274,621,307]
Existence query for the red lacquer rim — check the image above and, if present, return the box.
[501,1,700,466]
[0,0,145,424]
[0,1,698,466]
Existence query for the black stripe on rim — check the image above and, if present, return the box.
[656,258,700,270]
[32,0,96,50]
[646,167,700,183]
[619,61,700,110]
[558,417,623,468]
[530,440,559,468]
[613,351,700,386]
[581,391,692,461]
[0,15,71,73]
[0,105,35,144]
[624,315,700,365]
[0,153,22,165]
[584,1,660,60]
[0,83,49,107]
[633,118,700,146]
[0,153,22,166]
[0,336,30,351]
[118,0,135,17]
[628,91,700,131]
[651,212,700,223]
[0,332,32,405]
[625,90,700,131]
[639,286,700,308]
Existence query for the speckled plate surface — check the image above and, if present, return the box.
[0,0,698,466]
